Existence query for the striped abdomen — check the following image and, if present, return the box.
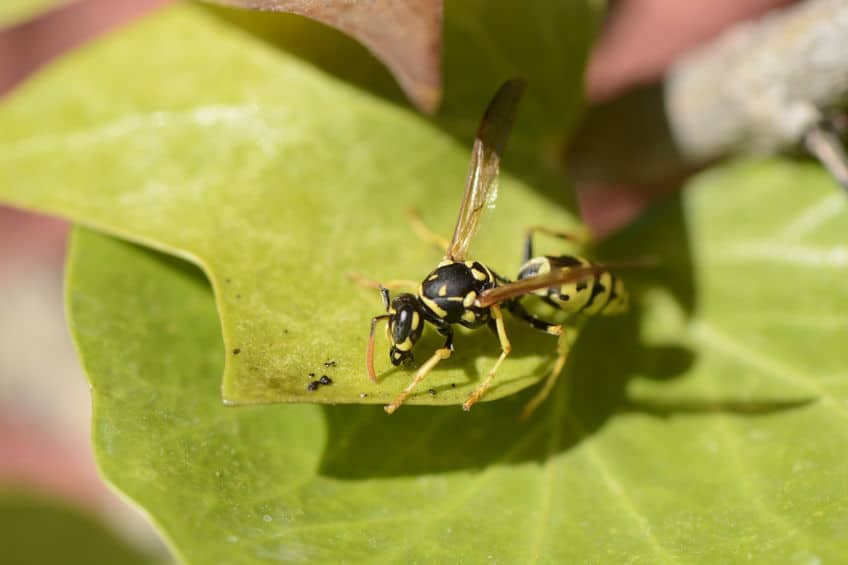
[516,255,628,316]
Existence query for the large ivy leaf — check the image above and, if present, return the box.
[68,159,848,562]
[0,3,601,407]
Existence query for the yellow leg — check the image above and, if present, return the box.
[463,304,512,411]
[408,208,450,252]
[348,273,418,291]
[519,324,579,421]
[385,347,452,414]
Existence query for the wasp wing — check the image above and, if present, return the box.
[475,258,657,308]
[446,78,526,261]
[476,265,605,308]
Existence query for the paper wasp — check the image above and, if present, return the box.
[356,79,636,417]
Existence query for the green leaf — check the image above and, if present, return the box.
[0,489,156,565]
[70,159,848,563]
[0,3,600,406]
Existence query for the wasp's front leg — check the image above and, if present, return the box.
[385,327,454,415]
[463,304,511,411]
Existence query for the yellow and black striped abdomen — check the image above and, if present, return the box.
[516,255,628,316]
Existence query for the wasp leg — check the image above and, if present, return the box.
[408,208,451,252]
[519,322,582,421]
[507,301,563,336]
[524,226,591,262]
[385,328,454,414]
[463,304,511,411]
[348,273,418,291]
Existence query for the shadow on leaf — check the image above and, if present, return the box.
[317,192,812,478]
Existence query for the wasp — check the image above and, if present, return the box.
[356,79,637,417]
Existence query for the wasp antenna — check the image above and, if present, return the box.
[348,272,381,289]
[367,315,391,383]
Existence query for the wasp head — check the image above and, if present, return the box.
[366,289,425,382]
[386,293,424,366]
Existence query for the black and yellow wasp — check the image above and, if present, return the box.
[356,79,634,417]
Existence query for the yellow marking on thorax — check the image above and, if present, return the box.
[463,291,477,307]
[471,268,488,281]
[421,295,448,318]
[438,284,448,297]
[462,310,477,324]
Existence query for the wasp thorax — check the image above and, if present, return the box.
[387,293,424,366]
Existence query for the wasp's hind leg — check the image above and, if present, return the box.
[505,301,570,420]
[463,304,512,411]
[385,328,454,414]
[507,301,563,336]
[408,208,451,252]
[524,226,591,262]
[519,320,584,421]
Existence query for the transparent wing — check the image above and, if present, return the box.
[446,78,526,261]
[476,265,605,308]
[476,258,657,308]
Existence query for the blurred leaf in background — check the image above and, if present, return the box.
[0,488,157,565]
[200,0,444,114]
[0,0,70,26]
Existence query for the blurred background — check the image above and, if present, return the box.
[0,0,797,562]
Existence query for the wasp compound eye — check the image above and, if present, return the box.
[391,305,414,345]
